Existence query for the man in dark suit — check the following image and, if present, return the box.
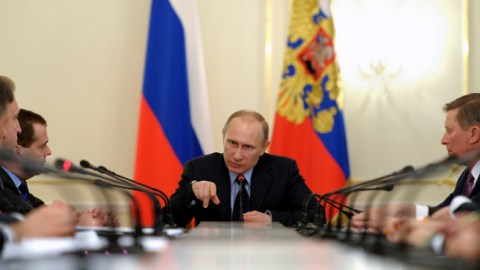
[0,108,120,226]
[0,76,77,254]
[170,110,320,227]
[351,93,480,231]
[0,108,50,214]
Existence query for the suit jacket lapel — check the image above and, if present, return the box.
[0,167,20,196]
[0,166,34,212]
[250,155,273,210]
[210,154,231,221]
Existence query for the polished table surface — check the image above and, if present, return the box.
[1,222,437,270]
[155,222,421,270]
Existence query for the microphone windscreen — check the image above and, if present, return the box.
[55,159,68,171]
[384,184,394,191]
[402,165,414,173]
[80,160,90,169]
[98,166,107,174]
[93,179,106,186]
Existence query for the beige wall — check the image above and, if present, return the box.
[0,0,476,214]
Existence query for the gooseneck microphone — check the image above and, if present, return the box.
[82,160,170,202]
[238,175,245,222]
[80,159,99,171]
[94,179,166,203]
[354,184,394,192]
[56,158,165,235]
[80,160,175,228]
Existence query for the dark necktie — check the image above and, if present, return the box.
[232,175,250,221]
[466,172,475,197]
[18,182,29,202]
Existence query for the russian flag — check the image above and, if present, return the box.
[134,0,213,226]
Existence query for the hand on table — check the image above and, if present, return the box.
[243,211,271,223]
[351,204,416,233]
[11,201,78,240]
[78,206,120,227]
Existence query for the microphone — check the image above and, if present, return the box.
[323,196,363,213]
[92,180,144,254]
[353,184,394,192]
[297,193,320,233]
[94,179,115,187]
[80,160,169,203]
[80,159,99,171]
[98,165,115,175]
[393,165,414,175]
[94,180,165,201]
[57,158,165,235]
[338,167,415,248]
[55,159,95,176]
[238,175,245,222]
[81,160,175,228]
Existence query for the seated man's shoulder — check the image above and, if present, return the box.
[188,152,222,164]
[262,153,295,164]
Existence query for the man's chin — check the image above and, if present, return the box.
[227,165,246,174]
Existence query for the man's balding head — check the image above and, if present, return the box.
[223,110,269,145]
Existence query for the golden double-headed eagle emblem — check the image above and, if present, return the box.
[277,0,341,134]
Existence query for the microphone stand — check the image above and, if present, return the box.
[239,179,244,222]
[99,173,165,236]
[94,179,173,227]
[22,159,145,254]
[82,161,176,228]
[55,159,165,236]
[297,193,322,234]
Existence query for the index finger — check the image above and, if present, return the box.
[210,183,217,198]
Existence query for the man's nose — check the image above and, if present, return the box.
[45,146,52,156]
[233,147,243,160]
[441,133,448,145]
[16,119,21,134]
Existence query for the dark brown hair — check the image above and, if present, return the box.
[444,93,480,130]
[17,109,47,148]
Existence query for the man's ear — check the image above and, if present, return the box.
[261,141,270,155]
[471,126,480,144]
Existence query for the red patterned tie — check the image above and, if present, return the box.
[466,172,475,197]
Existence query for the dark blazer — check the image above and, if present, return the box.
[434,168,480,210]
[169,153,320,227]
[0,166,44,214]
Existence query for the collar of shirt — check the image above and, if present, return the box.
[229,168,253,214]
[470,160,480,187]
[1,165,23,190]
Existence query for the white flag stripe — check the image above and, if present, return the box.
[170,0,214,154]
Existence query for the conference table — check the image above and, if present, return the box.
[155,221,421,270]
[0,222,450,269]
